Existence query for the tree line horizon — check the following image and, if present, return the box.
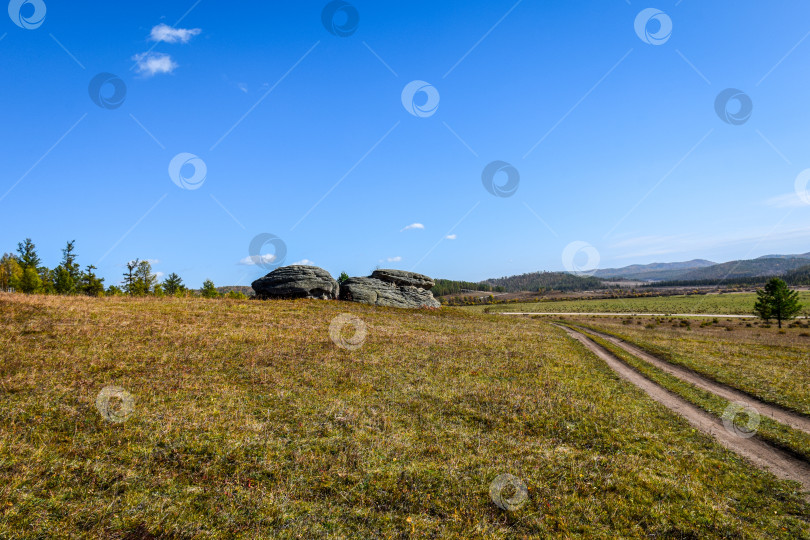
[0,237,803,327]
[0,238,238,299]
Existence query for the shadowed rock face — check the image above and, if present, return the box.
[339,277,440,308]
[371,269,435,290]
[251,265,339,300]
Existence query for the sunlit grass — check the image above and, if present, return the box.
[1,293,808,538]
[474,291,810,315]
[560,315,810,417]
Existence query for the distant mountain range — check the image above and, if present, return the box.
[594,260,716,281]
[434,252,810,296]
[595,252,810,282]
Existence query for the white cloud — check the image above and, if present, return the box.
[238,254,277,266]
[149,23,201,44]
[292,259,315,265]
[154,271,165,279]
[445,234,457,240]
[401,223,424,232]
[146,258,160,264]
[765,192,807,208]
[386,256,402,262]
[237,83,248,94]
[132,52,178,77]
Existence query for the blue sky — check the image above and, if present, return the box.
[2,0,810,287]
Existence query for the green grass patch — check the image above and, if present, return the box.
[474,292,810,316]
[563,322,810,465]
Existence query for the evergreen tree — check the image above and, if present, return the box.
[754,278,803,328]
[80,265,105,296]
[162,272,185,296]
[38,267,55,294]
[107,285,124,296]
[201,279,220,298]
[338,271,350,284]
[53,266,74,294]
[63,241,80,280]
[15,238,45,293]
[123,259,138,295]
[16,238,41,270]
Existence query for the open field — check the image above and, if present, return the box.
[550,314,810,417]
[555,322,810,472]
[556,324,810,491]
[1,293,809,538]
[470,292,810,316]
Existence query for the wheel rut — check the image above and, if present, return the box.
[576,325,810,435]
[555,324,810,497]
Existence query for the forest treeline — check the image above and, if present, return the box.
[432,272,607,297]
[431,280,506,297]
[483,271,605,293]
[0,238,242,299]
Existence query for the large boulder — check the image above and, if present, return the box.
[339,277,440,309]
[252,265,339,300]
[371,269,435,290]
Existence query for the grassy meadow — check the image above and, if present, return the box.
[1,293,809,538]
[559,321,810,466]
[556,314,810,417]
[476,291,810,316]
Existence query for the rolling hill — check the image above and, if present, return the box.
[593,260,716,281]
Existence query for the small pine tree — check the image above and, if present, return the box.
[53,266,74,294]
[16,238,41,270]
[80,265,105,296]
[106,285,124,296]
[162,272,185,295]
[123,259,138,296]
[61,241,80,283]
[754,278,803,329]
[201,279,220,298]
[338,271,349,284]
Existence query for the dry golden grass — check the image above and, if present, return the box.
[1,293,809,538]
[559,314,810,416]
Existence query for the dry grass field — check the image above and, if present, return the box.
[1,293,809,538]
[555,314,810,416]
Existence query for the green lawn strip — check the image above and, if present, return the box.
[569,321,810,417]
[476,292,810,315]
[559,323,810,465]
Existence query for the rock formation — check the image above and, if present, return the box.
[370,269,435,290]
[251,266,441,308]
[251,265,339,300]
[339,270,440,308]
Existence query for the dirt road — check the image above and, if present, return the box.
[556,324,810,497]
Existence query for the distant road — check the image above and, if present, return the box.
[498,312,756,318]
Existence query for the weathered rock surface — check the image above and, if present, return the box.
[252,265,339,300]
[371,269,435,290]
[339,277,441,309]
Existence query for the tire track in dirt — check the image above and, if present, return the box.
[555,324,810,497]
[575,325,810,435]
